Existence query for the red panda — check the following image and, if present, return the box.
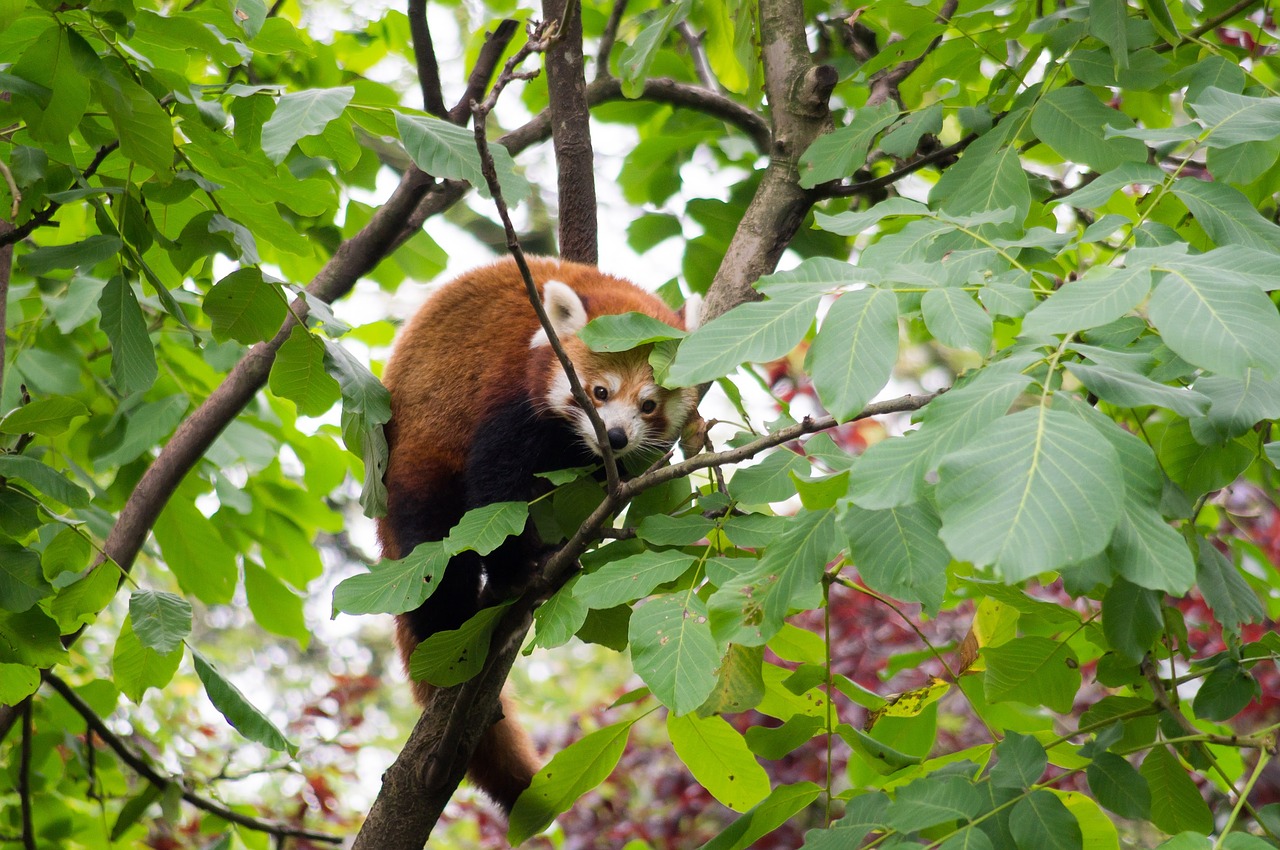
[377,256,699,813]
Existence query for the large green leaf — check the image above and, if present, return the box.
[1031,87,1146,171]
[1147,266,1280,379]
[1021,265,1151,336]
[408,604,506,686]
[98,275,158,396]
[444,502,528,556]
[153,498,237,606]
[113,617,183,703]
[509,718,633,844]
[1189,87,1280,148]
[1141,747,1214,834]
[984,636,1080,713]
[261,87,354,164]
[128,590,192,655]
[94,74,175,174]
[630,593,719,715]
[884,775,983,831]
[841,501,948,614]
[204,269,287,344]
[1064,362,1211,417]
[806,287,900,420]
[1171,179,1280,252]
[1191,370,1280,443]
[193,650,296,755]
[702,782,822,850]
[0,544,51,613]
[798,101,899,189]
[394,111,529,201]
[936,405,1123,580]
[921,287,992,354]
[0,455,90,509]
[668,712,770,811]
[618,1,688,97]
[269,326,342,417]
[574,550,697,609]
[1086,752,1151,820]
[331,541,450,616]
[1009,790,1083,850]
[0,396,89,437]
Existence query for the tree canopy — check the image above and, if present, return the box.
[2,0,1280,848]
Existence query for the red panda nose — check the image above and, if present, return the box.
[607,427,629,450]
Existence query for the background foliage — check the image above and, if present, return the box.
[2,0,1280,847]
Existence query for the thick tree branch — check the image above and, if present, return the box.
[407,0,448,117]
[542,0,599,263]
[42,674,341,845]
[702,0,837,324]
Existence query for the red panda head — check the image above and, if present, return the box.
[532,280,699,458]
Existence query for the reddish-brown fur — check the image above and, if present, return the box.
[378,256,694,813]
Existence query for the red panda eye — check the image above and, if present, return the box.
[593,386,609,401]
[640,399,657,414]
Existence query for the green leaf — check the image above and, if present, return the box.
[984,636,1081,713]
[806,287,900,421]
[98,275,158,396]
[19,235,122,276]
[94,395,188,470]
[1141,746,1214,834]
[701,643,765,715]
[1022,266,1151,336]
[636,513,715,546]
[408,604,506,686]
[1064,362,1211,417]
[50,563,116,632]
[531,577,589,650]
[1086,751,1151,819]
[0,455,90,508]
[204,269,287,344]
[128,590,192,655]
[702,782,822,850]
[885,775,983,831]
[1189,87,1280,148]
[730,449,811,505]
[1102,578,1163,662]
[41,528,91,580]
[1157,419,1253,497]
[630,593,719,715]
[153,498,237,605]
[1152,266,1280,378]
[799,793,888,849]
[936,406,1123,580]
[261,87,354,164]
[921,287,992,353]
[618,2,688,97]
[394,111,529,201]
[0,663,40,704]
[1171,179,1280,252]
[508,718,633,844]
[575,550,697,609]
[0,544,51,613]
[244,561,309,647]
[113,617,183,703]
[667,279,826,386]
[814,197,930,236]
[269,326,342,417]
[1143,0,1180,44]
[1010,790,1083,850]
[798,101,900,189]
[331,541,449,616]
[444,502,528,556]
[193,650,296,755]
[931,121,1031,220]
[989,731,1048,790]
[708,508,837,646]
[1196,538,1265,637]
[94,75,174,174]
[1192,370,1280,443]
[1108,507,1196,594]
[668,712,771,811]
[1193,658,1259,722]
[0,396,89,437]
[579,312,686,352]
[841,501,948,614]
[1031,87,1147,170]
[0,607,67,668]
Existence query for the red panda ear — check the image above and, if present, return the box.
[530,280,588,347]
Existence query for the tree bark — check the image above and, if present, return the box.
[542,0,598,263]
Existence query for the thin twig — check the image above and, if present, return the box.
[42,674,343,845]
[815,132,978,199]
[676,22,719,90]
[470,23,621,493]
[446,19,521,124]
[407,0,448,117]
[866,0,958,107]
[1153,0,1263,52]
[0,158,19,219]
[0,219,12,404]
[595,0,629,80]
[0,143,118,248]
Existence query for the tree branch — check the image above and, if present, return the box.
[676,22,719,90]
[701,0,837,324]
[446,19,522,125]
[595,0,629,80]
[542,0,599,263]
[0,219,12,405]
[814,131,978,199]
[19,701,33,850]
[865,0,958,107]
[407,0,448,117]
[41,674,342,845]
